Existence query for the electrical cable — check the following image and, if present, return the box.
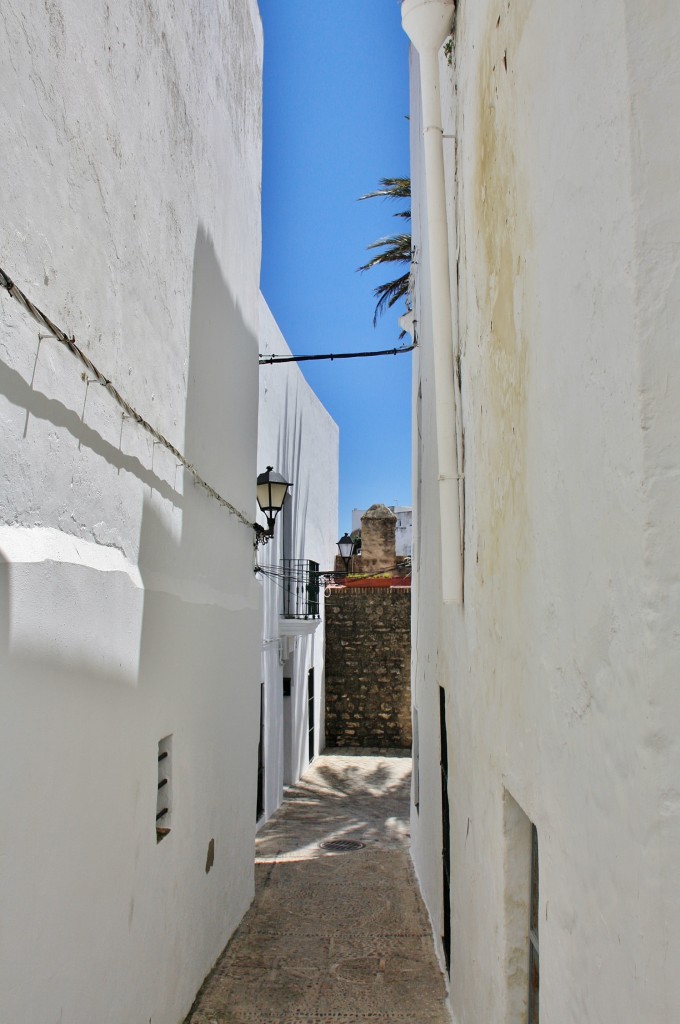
[0,267,256,530]
[255,562,411,583]
[259,343,416,366]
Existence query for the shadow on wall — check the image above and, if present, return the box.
[125,226,260,1010]
[0,345,183,512]
[134,221,261,798]
[260,362,314,785]
[0,226,260,1022]
[138,224,258,593]
[0,225,258,687]
[134,224,260,739]
[277,387,309,561]
[258,383,310,570]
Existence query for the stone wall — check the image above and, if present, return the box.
[359,504,397,573]
[325,585,411,749]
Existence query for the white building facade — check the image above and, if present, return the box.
[0,3,264,1022]
[257,298,339,826]
[405,1,680,1022]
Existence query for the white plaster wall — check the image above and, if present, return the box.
[408,45,450,955]
[409,3,680,1021]
[257,296,339,826]
[0,2,263,1022]
[394,508,413,558]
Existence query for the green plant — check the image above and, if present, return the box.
[358,177,412,330]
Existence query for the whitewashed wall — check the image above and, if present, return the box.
[0,3,263,1022]
[257,297,339,826]
[409,2,680,1022]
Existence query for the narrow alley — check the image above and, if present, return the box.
[185,752,450,1023]
[4,2,680,1021]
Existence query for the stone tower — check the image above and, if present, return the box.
[360,504,397,573]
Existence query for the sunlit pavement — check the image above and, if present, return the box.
[185,750,451,1024]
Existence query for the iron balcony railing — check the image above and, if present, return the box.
[281,559,321,619]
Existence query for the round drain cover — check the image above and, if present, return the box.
[319,838,365,853]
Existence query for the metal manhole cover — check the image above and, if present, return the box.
[319,838,365,853]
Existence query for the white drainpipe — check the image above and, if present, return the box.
[402,0,462,605]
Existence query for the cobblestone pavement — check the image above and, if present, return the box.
[185,749,451,1024]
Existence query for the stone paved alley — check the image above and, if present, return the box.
[185,751,450,1024]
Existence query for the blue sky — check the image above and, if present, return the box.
[258,0,411,535]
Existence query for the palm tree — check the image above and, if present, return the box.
[358,177,412,328]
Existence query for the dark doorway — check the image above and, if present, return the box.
[283,658,294,785]
[528,823,540,1022]
[256,683,265,821]
[439,686,451,974]
[307,667,315,762]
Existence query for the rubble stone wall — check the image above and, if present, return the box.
[325,587,411,749]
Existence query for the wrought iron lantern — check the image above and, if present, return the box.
[255,466,291,545]
[337,532,354,572]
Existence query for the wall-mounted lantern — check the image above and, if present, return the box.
[255,466,291,545]
[337,532,354,572]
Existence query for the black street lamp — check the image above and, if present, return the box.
[337,532,354,572]
[255,466,291,545]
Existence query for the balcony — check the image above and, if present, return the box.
[281,559,321,620]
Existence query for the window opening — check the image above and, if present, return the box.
[256,684,265,821]
[282,656,294,785]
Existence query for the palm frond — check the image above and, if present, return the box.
[359,234,412,272]
[358,177,411,202]
[372,272,411,327]
[357,177,412,332]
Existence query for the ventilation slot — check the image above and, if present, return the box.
[156,735,172,842]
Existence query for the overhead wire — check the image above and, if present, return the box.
[259,343,416,365]
[0,266,256,530]
[255,562,411,583]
